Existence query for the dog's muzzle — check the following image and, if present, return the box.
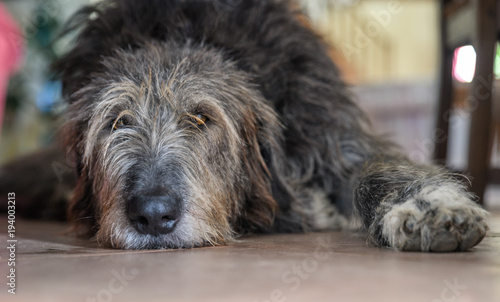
[127,193,181,236]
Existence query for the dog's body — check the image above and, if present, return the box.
[1,0,488,251]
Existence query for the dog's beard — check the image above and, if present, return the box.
[94,195,232,249]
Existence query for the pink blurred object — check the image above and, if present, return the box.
[0,2,23,137]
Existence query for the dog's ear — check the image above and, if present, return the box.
[238,112,277,232]
[67,170,97,238]
[236,105,298,233]
[61,113,97,237]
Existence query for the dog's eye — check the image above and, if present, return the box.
[113,118,125,130]
[112,116,132,131]
[192,114,207,127]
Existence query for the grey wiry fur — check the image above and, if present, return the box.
[44,0,487,251]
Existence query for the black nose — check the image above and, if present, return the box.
[127,194,181,235]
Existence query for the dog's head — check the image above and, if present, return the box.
[61,41,285,249]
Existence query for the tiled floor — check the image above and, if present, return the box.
[1,214,499,302]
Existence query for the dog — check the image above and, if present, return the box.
[0,0,488,251]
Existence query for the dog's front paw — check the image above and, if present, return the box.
[381,185,488,252]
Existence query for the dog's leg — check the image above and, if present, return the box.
[353,157,488,252]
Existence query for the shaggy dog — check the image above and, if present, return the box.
[2,0,489,251]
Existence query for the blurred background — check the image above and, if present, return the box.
[0,0,499,208]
